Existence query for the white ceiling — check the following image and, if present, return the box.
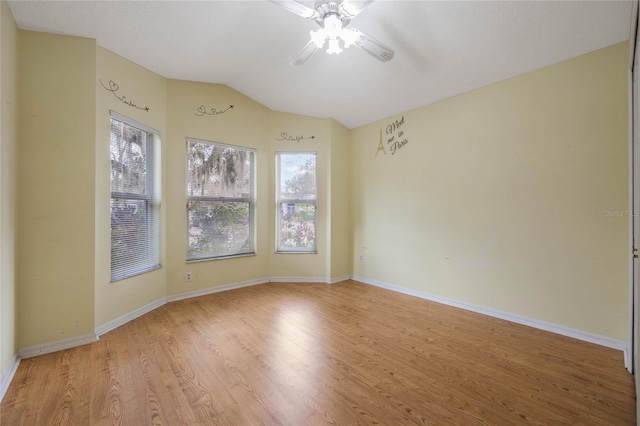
[7,0,634,129]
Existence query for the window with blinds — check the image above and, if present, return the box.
[187,138,256,261]
[110,113,161,281]
[276,152,317,253]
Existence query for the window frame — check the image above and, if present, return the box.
[186,138,256,262]
[276,151,318,254]
[110,111,161,282]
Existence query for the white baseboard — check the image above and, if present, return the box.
[166,277,269,303]
[95,298,168,337]
[17,333,99,359]
[353,275,629,356]
[9,274,628,396]
[0,354,20,403]
[269,276,352,284]
[269,276,328,283]
[328,275,352,284]
[624,346,631,372]
[95,278,269,337]
[7,276,344,387]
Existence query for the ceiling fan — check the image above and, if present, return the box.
[270,0,395,66]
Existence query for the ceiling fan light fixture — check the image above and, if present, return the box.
[340,28,359,48]
[283,0,394,65]
[310,28,327,48]
[308,11,358,54]
[323,13,343,39]
[326,38,342,54]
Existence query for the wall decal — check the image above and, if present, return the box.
[375,129,387,156]
[276,132,316,142]
[377,115,408,156]
[194,105,234,117]
[99,79,149,111]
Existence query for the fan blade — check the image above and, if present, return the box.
[290,40,319,66]
[338,0,376,18]
[270,0,320,20]
[349,27,394,62]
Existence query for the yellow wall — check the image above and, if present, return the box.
[330,119,351,280]
[97,55,342,323]
[6,27,630,353]
[165,80,271,295]
[268,111,331,279]
[94,47,168,326]
[0,0,17,377]
[350,42,629,341]
[17,31,96,347]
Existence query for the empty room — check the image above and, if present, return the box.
[0,0,639,424]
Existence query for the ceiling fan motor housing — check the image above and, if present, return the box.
[314,2,351,27]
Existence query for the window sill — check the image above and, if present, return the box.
[111,264,162,283]
[187,252,256,263]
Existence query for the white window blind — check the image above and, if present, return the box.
[110,113,161,281]
[187,138,256,261]
[276,152,317,253]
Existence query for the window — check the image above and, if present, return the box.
[276,152,317,253]
[110,113,161,281]
[187,139,255,261]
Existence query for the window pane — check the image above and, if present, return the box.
[187,142,252,198]
[188,200,252,259]
[278,202,316,251]
[110,119,148,195]
[186,139,255,261]
[279,153,316,201]
[111,198,159,280]
[110,115,160,281]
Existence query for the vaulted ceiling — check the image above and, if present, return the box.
[7,0,633,128]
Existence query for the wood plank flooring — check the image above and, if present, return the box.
[0,280,635,425]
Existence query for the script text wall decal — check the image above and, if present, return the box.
[276,132,316,142]
[376,115,408,156]
[194,105,234,117]
[99,79,149,112]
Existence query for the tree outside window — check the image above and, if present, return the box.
[187,139,255,261]
[276,152,317,252]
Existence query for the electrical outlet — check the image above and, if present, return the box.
[359,254,364,262]
[185,272,192,282]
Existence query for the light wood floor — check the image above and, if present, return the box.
[0,280,635,425]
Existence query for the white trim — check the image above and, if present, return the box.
[0,354,20,403]
[17,334,99,359]
[353,275,629,354]
[269,276,352,284]
[275,152,318,253]
[269,276,328,283]
[630,0,640,379]
[629,65,636,375]
[97,278,269,336]
[166,278,269,303]
[186,136,256,154]
[95,298,167,337]
[624,346,632,372]
[629,0,638,71]
[110,110,161,136]
[12,278,332,367]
